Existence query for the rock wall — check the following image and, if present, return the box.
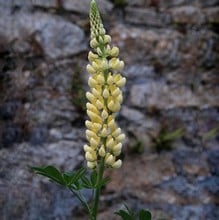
[0,0,218,219]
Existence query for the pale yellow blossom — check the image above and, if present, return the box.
[84,0,126,169]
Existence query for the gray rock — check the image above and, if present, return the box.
[0,12,86,58]
[30,125,49,145]
[125,64,155,79]
[130,83,200,109]
[204,7,219,23]
[170,6,206,24]
[208,150,219,175]
[126,0,147,7]
[110,24,182,65]
[125,7,164,26]
[199,0,219,7]
[28,93,79,126]
[63,0,113,15]
[1,124,23,147]
[8,0,57,8]
[160,0,195,7]
[121,106,145,123]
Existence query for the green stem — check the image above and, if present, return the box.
[69,187,92,218]
[92,158,105,220]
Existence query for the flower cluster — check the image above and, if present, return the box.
[84,0,126,169]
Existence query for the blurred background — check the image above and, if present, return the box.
[0,0,218,219]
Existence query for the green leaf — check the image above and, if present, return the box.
[203,127,219,140]
[64,167,86,186]
[115,210,134,220]
[162,129,184,141]
[32,166,65,186]
[139,209,152,220]
[81,176,93,189]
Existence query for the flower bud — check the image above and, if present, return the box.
[96,99,104,109]
[88,51,98,62]
[96,47,103,56]
[83,144,92,152]
[107,74,113,85]
[97,74,105,84]
[112,128,121,137]
[87,110,102,123]
[107,117,116,130]
[88,77,97,87]
[112,88,121,97]
[103,35,111,44]
[113,143,122,152]
[101,109,108,119]
[109,58,124,71]
[116,94,123,103]
[100,59,108,70]
[110,47,119,57]
[85,151,97,162]
[98,145,106,157]
[93,122,102,131]
[105,153,115,165]
[98,36,104,44]
[100,127,108,137]
[92,88,101,98]
[107,99,114,110]
[86,129,96,139]
[116,77,126,87]
[99,28,106,35]
[86,64,96,74]
[85,120,92,130]
[103,88,110,98]
[86,92,96,103]
[112,159,122,169]
[87,161,96,169]
[86,103,98,114]
[90,38,98,48]
[90,137,99,148]
[116,133,126,142]
[106,136,114,149]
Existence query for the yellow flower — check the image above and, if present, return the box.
[84,0,126,169]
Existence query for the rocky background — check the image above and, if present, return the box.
[0,0,219,219]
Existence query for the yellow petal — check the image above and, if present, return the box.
[103,88,110,98]
[86,92,96,103]
[88,77,97,87]
[112,159,122,169]
[110,46,119,57]
[86,64,96,74]
[105,154,115,165]
[87,161,96,169]
[97,74,105,84]
[101,109,108,119]
[116,133,126,142]
[98,145,106,157]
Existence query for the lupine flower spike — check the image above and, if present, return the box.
[84,0,126,169]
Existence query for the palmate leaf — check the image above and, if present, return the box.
[63,167,86,186]
[81,175,93,189]
[115,206,152,220]
[32,166,87,189]
[115,205,135,220]
[139,209,152,220]
[32,165,65,186]
[115,209,134,220]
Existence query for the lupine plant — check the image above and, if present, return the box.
[32,1,152,219]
